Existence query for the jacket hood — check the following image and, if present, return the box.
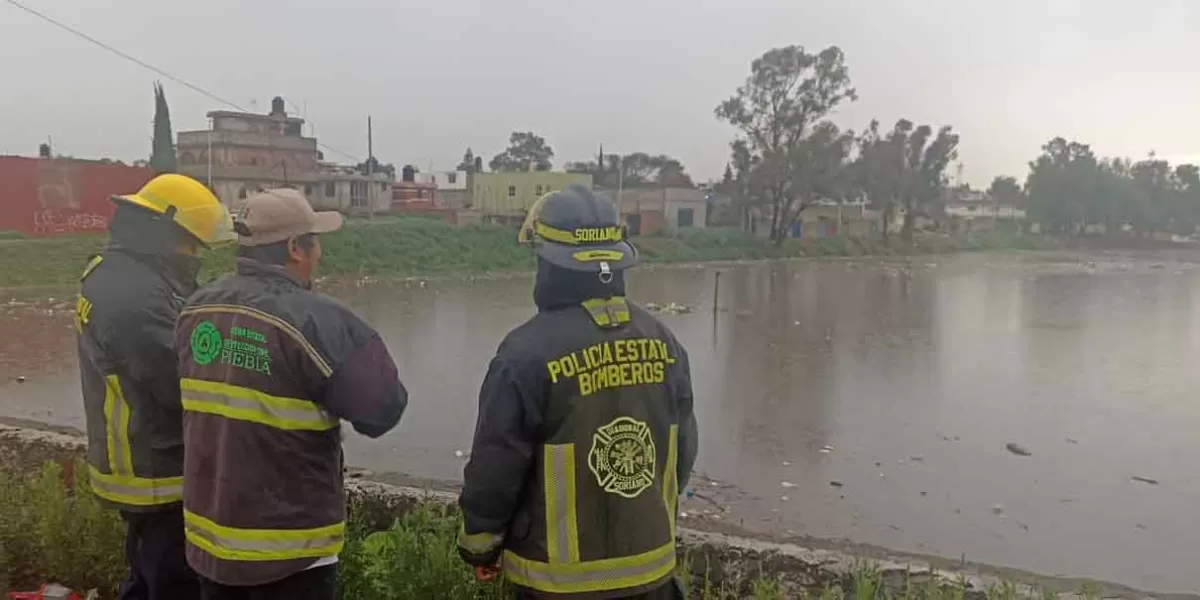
[106,203,201,293]
[533,257,626,311]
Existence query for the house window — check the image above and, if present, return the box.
[448,172,457,184]
[350,181,368,208]
[325,182,336,197]
[677,207,695,228]
[508,185,517,198]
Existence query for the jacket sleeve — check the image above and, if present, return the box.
[672,343,699,492]
[457,352,543,566]
[107,286,184,410]
[318,332,407,438]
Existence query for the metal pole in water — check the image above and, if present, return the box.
[712,271,721,317]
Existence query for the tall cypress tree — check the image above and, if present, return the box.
[149,81,177,175]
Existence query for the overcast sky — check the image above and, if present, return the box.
[2,0,1198,186]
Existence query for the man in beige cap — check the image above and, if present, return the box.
[174,188,408,599]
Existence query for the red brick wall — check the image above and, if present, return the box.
[0,156,152,237]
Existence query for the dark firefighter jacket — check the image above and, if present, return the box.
[76,206,202,512]
[175,258,408,586]
[458,262,699,599]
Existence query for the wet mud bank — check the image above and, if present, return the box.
[0,424,1172,599]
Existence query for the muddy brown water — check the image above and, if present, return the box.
[3,252,1200,594]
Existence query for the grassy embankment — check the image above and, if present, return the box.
[0,217,1053,289]
[0,461,1097,600]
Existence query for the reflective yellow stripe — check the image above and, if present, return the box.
[535,223,624,246]
[180,305,333,377]
[88,465,182,506]
[184,509,345,563]
[663,425,679,539]
[103,375,134,476]
[80,255,104,281]
[458,523,504,555]
[502,541,675,594]
[181,379,338,431]
[544,443,580,564]
[581,297,631,328]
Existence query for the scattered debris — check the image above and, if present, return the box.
[829,480,844,488]
[780,481,797,488]
[1131,476,1160,486]
[1004,442,1032,457]
[643,301,694,315]
[819,445,835,453]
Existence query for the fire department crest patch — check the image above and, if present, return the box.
[587,416,656,499]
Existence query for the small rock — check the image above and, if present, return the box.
[1135,523,1147,530]
[819,445,835,453]
[920,491,927,497]
[780,481,797,488]
[1066,438,1079,445]
[1005,442,1032,457]
[454,450,466,458]
[16,375,26,383]
[679,511,689,519]
[781,461,792,466]
[829,480,844,488]
[1132,476,1159,486]
[992,504,1005,515]
[780,496,789,502]
[909,455,924,462]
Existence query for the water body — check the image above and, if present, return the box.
[3,252,1200,594]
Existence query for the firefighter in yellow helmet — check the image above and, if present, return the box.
[75,174,232,600]
[458,184,698,599]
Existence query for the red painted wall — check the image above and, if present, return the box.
[0,156,153,237]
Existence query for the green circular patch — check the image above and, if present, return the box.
[190,321,223,366]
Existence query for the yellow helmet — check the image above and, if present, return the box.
[114,174,233,247]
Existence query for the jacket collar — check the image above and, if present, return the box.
[236,257,309,290]
[106,244,199,297]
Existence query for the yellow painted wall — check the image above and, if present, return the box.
[472,172,593,216]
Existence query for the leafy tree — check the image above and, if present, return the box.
[1025,138,1101,234]
[150,82,177,175]
[456,148,477,172]
[715,45,858,243]
[852,119,958,241]
[489,132,554,172]
[565,153,694,188]
[988,175,1024,206]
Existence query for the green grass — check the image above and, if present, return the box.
[1,460,1097,599]
[0,217,1055,289]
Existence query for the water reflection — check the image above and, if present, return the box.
[4,255,1200,592]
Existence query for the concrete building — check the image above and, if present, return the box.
[614,187,709,235]
[176,97,392,214]
[745,201,880,239]
[472,172,592,223]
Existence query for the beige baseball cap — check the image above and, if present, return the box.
[235,188,343,247]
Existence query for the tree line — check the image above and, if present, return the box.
[1017,139,1200,235]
